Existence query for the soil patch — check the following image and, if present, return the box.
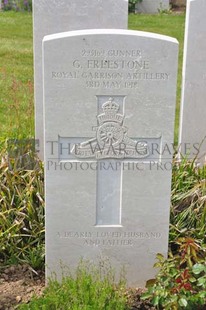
[0,265,44,309]
[0,265,155,309]
[172,6,186,14]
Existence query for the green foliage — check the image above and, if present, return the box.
[19,260,128,310]
[170,158,206,243]
[129,0,142,13]
[142,159,206,309]
[142,238,206,309]
[0,12,34,140]
[129,13,185,144]
[1,0,32,12]
[0,143,45,269]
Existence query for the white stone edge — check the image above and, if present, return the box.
[178,0,191,147]
[43,29,178,45]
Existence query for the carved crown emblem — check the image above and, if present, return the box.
[102,97,119,113]
[71,97,149,160]
[97,98,124,125]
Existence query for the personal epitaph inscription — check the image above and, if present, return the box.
[44,30,178,286]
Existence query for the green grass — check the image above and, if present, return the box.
[0,11,185,144]
[129,13,185,142]
[0,144,45,269]
[19,260,128,310]
[170,158,206,243]
[0,11,33,139]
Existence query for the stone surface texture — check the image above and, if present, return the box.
[43,29,178,287]
[136,0,170,13]
[179,0,206,164]
[33,0,128,159]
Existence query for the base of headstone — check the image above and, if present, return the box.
[136,0,170,13]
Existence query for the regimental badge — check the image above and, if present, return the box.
[71,97,149,159]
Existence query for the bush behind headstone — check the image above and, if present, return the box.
[129,0,143,13]
[1,0,32,11]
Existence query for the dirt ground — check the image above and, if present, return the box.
[0,265,44,309]
[0,264,156,309]
[172,6,186,14]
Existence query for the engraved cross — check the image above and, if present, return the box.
[58,96,160,227]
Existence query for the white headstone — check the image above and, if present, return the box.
[179,0,206,164]
[43,29,178,287]
[33,0,128,159]
[136,0,170,13]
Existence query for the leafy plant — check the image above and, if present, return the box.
[1,0,32,12]
[19,260,128,310]
[142,158,206,309]
[142,238,206,309]
[0,142,45,269]
[170,157,206,244]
